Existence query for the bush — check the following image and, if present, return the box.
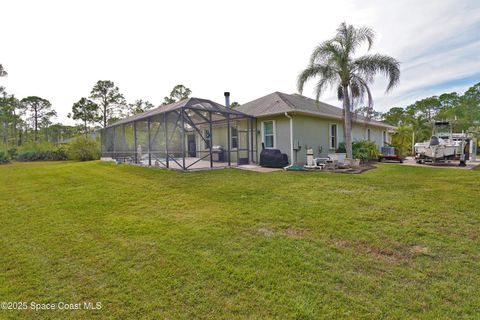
[352,140,380,162]
[337,140,380,162]
[15,142,68,161]
[7,147,17,159]
[0,150,10,164]
[390,141,409,157]
[67,137,100,161]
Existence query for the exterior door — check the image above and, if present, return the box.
[187,134,196,157]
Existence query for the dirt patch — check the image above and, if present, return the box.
[330,238,431,264]
[257,228,274,237]
[407,245,430,256]
[468,232,478,241]
[334,189,354,193]
[255,226,310,238]
[281,227,310,238]
[331,239,350,248]
[356,241,400,264]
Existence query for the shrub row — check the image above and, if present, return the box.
[0,150,9,164]
[6,137,100,162]
[337,140,380,162]
[15,142,68,161]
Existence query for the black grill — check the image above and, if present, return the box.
[260,148,289,168]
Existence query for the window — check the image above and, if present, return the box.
[366,128,371,141]
[382,130,386,146]
[262,121,275,148]
[204,129,211,149]
[231,126,238,149]
[329,124,337,149]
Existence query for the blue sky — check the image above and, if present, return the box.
[0,0,479,124]
[430,75,480,94]
[342,0,480,109]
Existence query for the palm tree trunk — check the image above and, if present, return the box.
[13,110,17,147]
[3,122,8,153]
[103,99,107,128]
[343,85,353,158]
[34,108,38,142]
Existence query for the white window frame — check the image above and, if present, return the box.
[366,128,371,141]
[329,123,338,150]
[230,125,239,150]
[382,130,386,146]
[261,120,276,149]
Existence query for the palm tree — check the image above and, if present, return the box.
[297,22,400,158]
[0,65,7,95]
[408,115,430,155]
[0,64,7,77]
[392,125,412,156]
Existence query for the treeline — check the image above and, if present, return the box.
[69,83,191,135]
[0,63,192,158]
[380,82,480,154]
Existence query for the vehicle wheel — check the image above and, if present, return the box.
[399,159,404,163]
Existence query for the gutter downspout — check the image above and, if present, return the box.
[284,112,294,169]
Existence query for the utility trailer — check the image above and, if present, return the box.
[378,146,404,163]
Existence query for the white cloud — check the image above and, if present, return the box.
[0,0,478,124]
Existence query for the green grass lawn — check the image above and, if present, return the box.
[1,161,479,319]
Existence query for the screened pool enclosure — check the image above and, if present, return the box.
[100,97,257,170]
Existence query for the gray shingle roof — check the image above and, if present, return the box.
[236,92,393,128]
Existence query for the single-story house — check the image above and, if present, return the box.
[100,91,394,170]
[236,91,395,164]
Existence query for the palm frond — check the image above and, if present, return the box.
[334,23,375,58]
[309,40,343,65]
[349,77,368,111]
[0,64,7,77]
[351,75,373,109]
[337,85,344,101]
[353,54,400,92]
[297,64,337,94]
[354,26,375,51]
[314,77,336,101]
[350,80,362,102]
[298,22,400,108]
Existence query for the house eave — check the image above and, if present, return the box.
[249,110,394,129]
